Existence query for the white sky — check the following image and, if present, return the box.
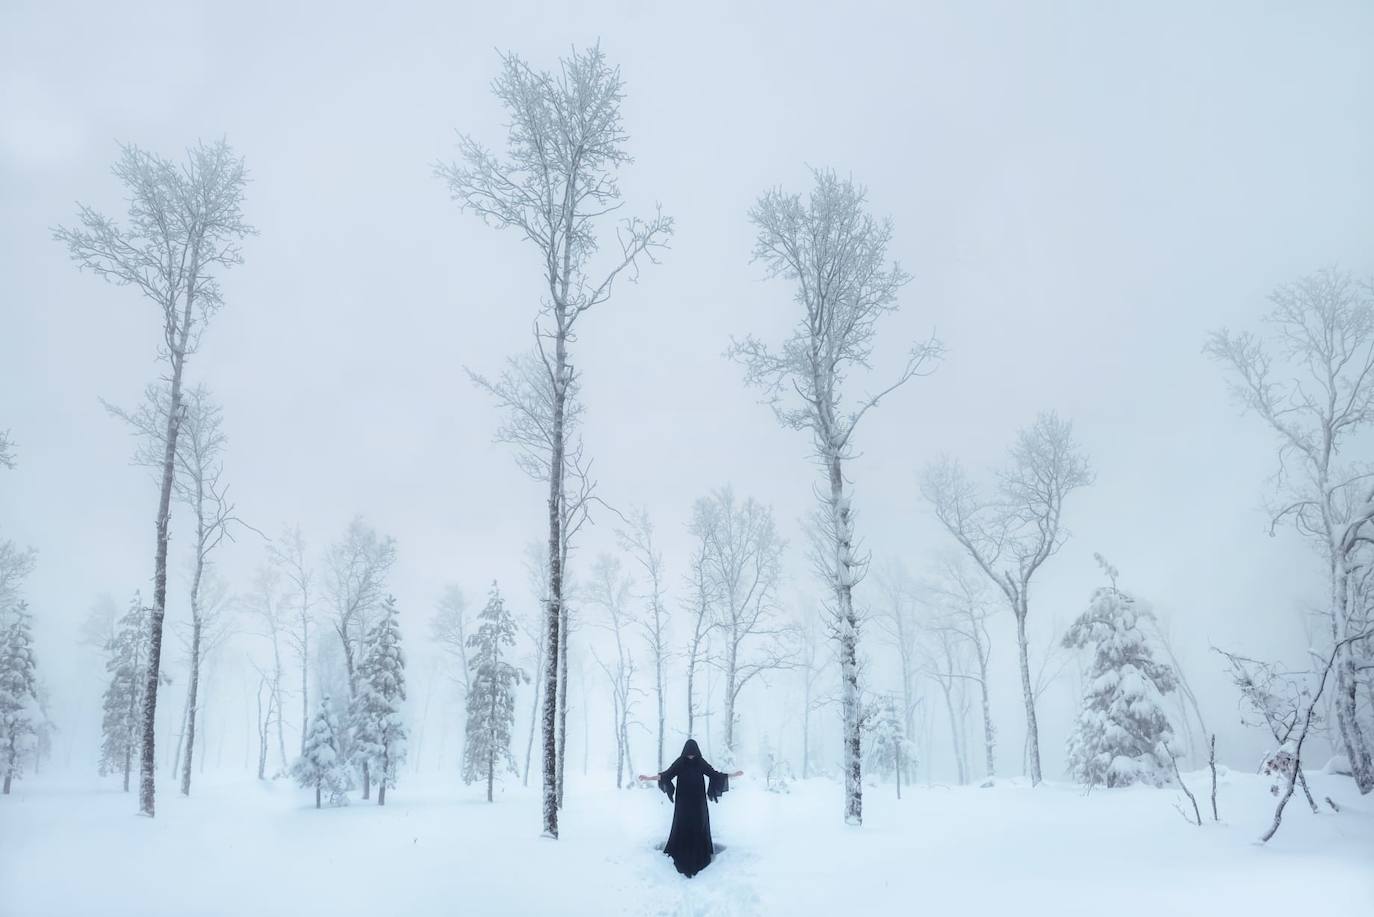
[3,0,1372,777]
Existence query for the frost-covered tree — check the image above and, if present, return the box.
[323,516,396,795]
[0,603,39,793]
[732,170,941,824]
[690,488,792,762]
[0,430,14,470]
[57,141,252,816]
[866,694,915,799]
[464,584,526,802]
[928,555,998,781]
[922,412,1092,785]
[100,595,149,792]
[349,596,407,805]
[440,43,672,838]
[246,564,290,779]
[1206,268,1374,794]
[269,526,314,757]
[292,698,350,809]
[588,555,638,788]
[618,508,670,772]
[1062,562,1178,788]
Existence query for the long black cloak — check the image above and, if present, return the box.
[657,739,730,878]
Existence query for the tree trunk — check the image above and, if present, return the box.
[540,332,567,835]
[523,649,543,786]
[1013,605,1043,785]
[181,617,202,795]
[829,455,863,826]
[976,651,996,779]
[315,783,321,809]
[556,599,570,809]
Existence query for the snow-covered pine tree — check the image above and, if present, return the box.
[0,602,39,793]
[1063,559,1179,787]
[349,595,407,805]
[867,694,916,799]
[100,594,148,792]
[464,583,526,802]
[293,697,350,808]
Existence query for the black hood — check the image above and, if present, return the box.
[681,739,702,759]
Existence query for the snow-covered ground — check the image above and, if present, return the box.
[2,769,1371,916]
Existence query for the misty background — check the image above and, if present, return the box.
[3,0,1372,782]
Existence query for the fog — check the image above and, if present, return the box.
[3,0,1372,791]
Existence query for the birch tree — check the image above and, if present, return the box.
[1205,267,1374,794]
[732,170,941,824]
[921,411,1092,785]
[439,43,672,838]
[56,140,252,816]
[618,507,670,770]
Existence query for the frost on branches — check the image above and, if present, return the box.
[1063,569,1178,788]
[0,602,39,794]
[866,694,916,799]
[100,594,148,793]
[293,697,351,808]
[349,595,407,805]
[464,583,526,802]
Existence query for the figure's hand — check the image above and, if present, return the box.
[637,774,656,782]
[732,770,744,778]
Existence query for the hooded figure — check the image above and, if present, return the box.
[651,739,733,877]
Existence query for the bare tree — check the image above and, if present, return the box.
[794,600,832,780]
[732,169,941,823]
[872,560,921,782]
[927,555,998,781]
[1206,268,1374,794]
[56,140,252,815]
[439,43,672,839]
[587,554,638,788]
[466,349,597,811]
[323,516,396,798]
[432,585,473,699]
[268,526,314,756]
[617,507,670,770]
[691,487,792,760]
[0,431,15,470]
[170,570,235,787]
[681,532,718,738]
[520,545,548,786]
[918,615,973,784]
[245,564,290,778]
[921,412,1092,785]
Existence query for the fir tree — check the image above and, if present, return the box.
[0,602,39,794]
[867,694,916,798]
[100,594,148,792]
[349,595,407,805]
[292,697,351,808]
[464,583,526,802]
[1063,559,1179,787]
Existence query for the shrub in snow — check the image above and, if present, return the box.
[1063,573,1178,788]
[349,596,407,805]
[293,698,351,808]
[99,594,148,792]
[464,583,526,801]
[0,603,39,793]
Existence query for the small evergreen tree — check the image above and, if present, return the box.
[1063,558,1179,787]
[464,582,526,802]
[867,694,916,798]
[349,596,407,805]
[292,697,351,808]
[99,594,148,792]
[0,602,39,794]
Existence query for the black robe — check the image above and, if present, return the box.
[657,752,729,877]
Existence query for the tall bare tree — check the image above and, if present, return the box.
[439,44,672,838]
[732,170,940,823]
[56,140,252,815]
[873,560,921,782]
[928,555,998,781]
[681,531,718,738]
[268,526,314,756]
[618,507,670,770]
[690,487,792,761]
[588,554,638,787]
[246,564,290,778]
[921,412,1092,785]
[1206,267,1374,794]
